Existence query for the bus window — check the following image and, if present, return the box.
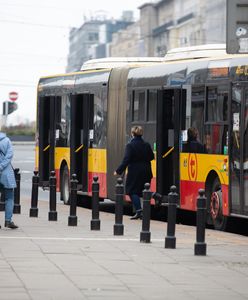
[147,90,157,122]
[204,124,228,154]
[132,90,146,121]
[206,85,228,122]
[191,86,204,142]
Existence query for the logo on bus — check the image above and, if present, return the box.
[188,153,198,181]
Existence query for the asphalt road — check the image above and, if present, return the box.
[12,143,49,202]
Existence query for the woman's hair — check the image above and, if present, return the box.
[187,127,198,141]
[131,126,143,137]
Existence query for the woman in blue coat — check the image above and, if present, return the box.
[114,126,154,219]
[0,132,18,229]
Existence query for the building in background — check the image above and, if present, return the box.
[109,21,141,57]
[66,12,134,72]
[66,0,226,71]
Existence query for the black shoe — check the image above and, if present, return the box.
[152,192,162,207]
[130,210,142,220]
[5,221,18,229]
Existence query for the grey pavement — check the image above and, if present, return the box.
[0,199,248,300]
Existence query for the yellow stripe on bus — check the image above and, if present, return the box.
[43,145,50,151]
[75,144,83,153]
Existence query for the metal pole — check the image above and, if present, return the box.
[13,168,21,214]
[91,176,100,230]
[48,170,57,221]
[68,174,78,226]
[29,171,39,217]
[140,183,152,243]
[165,185,178,249]
[113,177,124,236]
[194,189,207,256]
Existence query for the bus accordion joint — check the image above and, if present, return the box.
[162,147,174,158]
[75,144,84,153]
[43,145,50,152]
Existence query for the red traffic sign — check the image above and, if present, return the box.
[9,91,18,101]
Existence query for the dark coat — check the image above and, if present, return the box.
[116,136,154,197]
[183,139,206,154]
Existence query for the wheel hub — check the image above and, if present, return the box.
[210,191,220,220]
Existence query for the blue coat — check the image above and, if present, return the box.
[0,132,16,189]
[116,136,154,197]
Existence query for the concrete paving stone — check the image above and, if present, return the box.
[18,272,81,292]
[0,271,23,288]
[87,297,140,300]
[83,287,137,298]
[97,259,153,275]
[130,286,192,300]
[69,274,124,289]
[28,289,86,300]
[0,292,29,300]
[132,286,194,300]
[187,289,247,300]
[7,257,61,274]
[34,242,82,255]
[47,254,110,276]
[115,273,170,286]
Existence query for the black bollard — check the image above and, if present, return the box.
[165,185,178,249]
[30,171,39,217]
[91,176,100,230]
[194,189,207,256]
[13,168,21,214]
[140,183,152,243]
[0,190,5,211]
[48,170,57,221]
[68,174,78,226]
[113,177,124,236]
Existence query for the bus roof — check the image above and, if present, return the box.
[81,57,164,71]
[164,44,227,61]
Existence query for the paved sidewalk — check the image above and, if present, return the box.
[0,199,248,300]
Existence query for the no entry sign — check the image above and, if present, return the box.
[9,91,18,101]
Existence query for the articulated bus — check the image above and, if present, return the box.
[36,45,248,230]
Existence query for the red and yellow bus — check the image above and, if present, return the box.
[36,45,248,230]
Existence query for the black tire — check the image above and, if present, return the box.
[61,165,70,205]
[209,177,227,231]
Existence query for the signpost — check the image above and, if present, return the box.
[226,0,248,54]
[0,91,19,129]
[9,91,18,102]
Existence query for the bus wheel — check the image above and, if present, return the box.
[210,178,227,231]
[61,165,70,205]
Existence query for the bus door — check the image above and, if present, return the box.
[70,94,93,192]
[230,83,248,215]
[38,96,56,185]
[156,88,186,197]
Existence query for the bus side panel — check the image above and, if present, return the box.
[180,153,229,214]
[88,148,107,198]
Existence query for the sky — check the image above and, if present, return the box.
[0,0,146,126]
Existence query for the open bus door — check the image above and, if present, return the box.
[38,96,56,186]
[70,94,94,192]
[230,83,248,216]
[156,88,186,199]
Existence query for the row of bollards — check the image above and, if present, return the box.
[27,170,207,256]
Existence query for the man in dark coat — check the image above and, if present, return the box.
[183,127,206,154]
[114,126,154,219]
